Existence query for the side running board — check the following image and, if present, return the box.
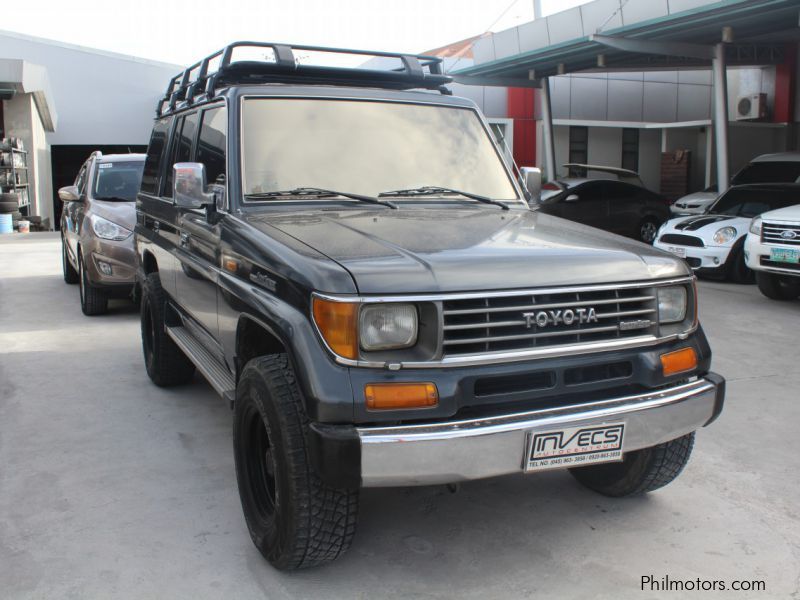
[167,325,236,407]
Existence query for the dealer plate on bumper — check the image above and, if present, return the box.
[524,423,625,472]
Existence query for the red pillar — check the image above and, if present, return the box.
[507,87,536,167]
[773,43,796,123]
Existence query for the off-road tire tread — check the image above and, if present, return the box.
[570,432,695,497]
[236,355,358,570]
[140,273,195,386]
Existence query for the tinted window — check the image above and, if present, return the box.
[568,127,588,176]
[93,161,145,201]
[604,181,638,200]
[140,118,171,195]
[196,106,227,185]
[621,128,639,172]
[574,182,604,201]
[163,112,199,197]
[708,187,800,217]
[732,161,800,184]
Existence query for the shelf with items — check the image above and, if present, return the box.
[0,140,30,211]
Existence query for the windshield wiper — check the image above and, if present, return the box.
[378,186,509,210]
[94,196,134,202]
[244,187,397,209]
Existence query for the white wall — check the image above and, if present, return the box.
[0,31,180,145]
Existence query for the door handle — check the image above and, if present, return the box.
[180,232,190,246]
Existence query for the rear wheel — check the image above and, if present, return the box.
[79,253,109,315]
[639,218,660,244]
[140,272,195,386]
[570,433,695,497]
[61,237,79,284]
[756,271,800,300]
[234,355,359,570]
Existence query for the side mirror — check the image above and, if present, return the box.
[565,194,579,203]
[58,185,81,202]
[520,167,542,203]
[173,162,216,209]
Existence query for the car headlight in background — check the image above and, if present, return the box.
[657,286,687,324]
[712,226,737,245]
[749,217,762,236]
[90,215,132,241]
[359,303,418,351]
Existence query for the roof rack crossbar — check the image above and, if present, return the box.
[156,41,452,116]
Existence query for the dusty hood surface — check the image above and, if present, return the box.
[247,207,689,294]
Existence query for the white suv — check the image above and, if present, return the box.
[746,201,800,300]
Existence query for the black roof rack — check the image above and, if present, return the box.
[156,42,453,116]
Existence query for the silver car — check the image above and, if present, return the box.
[59,152,145,315]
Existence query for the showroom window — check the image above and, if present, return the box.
[568,126,588,177]
[621,128,639,172]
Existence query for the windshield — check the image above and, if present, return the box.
[241,98,520,203]
[707,187,800,217]
[93,161,144,201]
[731,161,800,185]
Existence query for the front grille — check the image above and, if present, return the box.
[442,285,658,357]
[760,258,800,271]
[658,233,705,247]
[762,222,800,246]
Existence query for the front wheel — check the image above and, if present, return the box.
[62,237,79,284]
[725,243,754,284]
[639,218,660,244]
[234,355,359,570]
[570,433,694,497]
[79,253,108,315]
[756,271,800,300]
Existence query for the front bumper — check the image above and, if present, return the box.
[745,234,800,277]
[311,374,725,488]
[654,240,732,271]
[82,235,137,287]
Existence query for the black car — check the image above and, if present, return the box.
[537,174,670,243]
[134,42,724,570]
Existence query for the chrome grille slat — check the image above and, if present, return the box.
[442,283,659,357]
[443,325,622,346]
[762,222,800,246]
[442,295,655,316]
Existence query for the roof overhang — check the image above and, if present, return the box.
[453,0,800,84]
[0,59,57,131]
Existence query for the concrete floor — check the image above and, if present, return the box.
[1,232,799,599]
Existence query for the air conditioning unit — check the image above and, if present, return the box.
[736,93,767,121]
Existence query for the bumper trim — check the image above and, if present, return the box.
[357,375,723,487]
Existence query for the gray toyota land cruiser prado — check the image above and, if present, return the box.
[134,42,725,570]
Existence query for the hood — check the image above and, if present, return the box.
[663,214,749,243]
[246,207,689,294]
[671,214,738,231]
[759,205,800,223]
[90,200,136,231]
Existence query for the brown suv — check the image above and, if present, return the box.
[60,151,145,315]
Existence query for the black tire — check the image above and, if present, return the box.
[638,218,660,244]
[78,252,109,315]
[756,271,800,301]
[234,355,358,571]
[570,432,695,497]
[0,200,17,213]
[61,237,79,284]
[725,241,753,284]
[140,272,195,386]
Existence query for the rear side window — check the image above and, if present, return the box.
[196,106,227,185]
[163,112,199,197]
[140,118,171,195]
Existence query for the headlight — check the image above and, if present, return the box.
[712,226,737,245]
[359,303,418,351]
[657,286,687,324]
[749,217,762,235]
[91,215,132,241]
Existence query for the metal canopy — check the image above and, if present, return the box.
[453,0,799,81]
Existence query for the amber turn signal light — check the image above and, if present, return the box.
[660,347,698,376]
[365,383,438,410]
[312,297,358,360]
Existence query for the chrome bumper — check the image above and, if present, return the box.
[357,376,724,487]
